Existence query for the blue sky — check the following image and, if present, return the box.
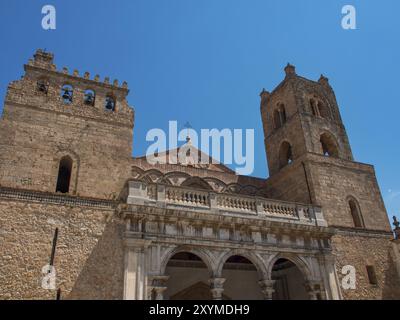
[0,0,399,222]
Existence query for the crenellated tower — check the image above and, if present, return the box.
[0,49,135,199]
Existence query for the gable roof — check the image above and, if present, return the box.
[135,140,235,174]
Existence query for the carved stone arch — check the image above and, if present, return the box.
[223,183,242,194]
[181,177,213,190]
[255,188,269,197]
[319,130,340,158]
[216,249,268,279]
[160,245,216,276]
[300,82,333,119]
[239,185,259,196]
[130,166,145,179]
[203,177,227,193]
[266,252,313,281]
[52,148,80,195]
[140,169,164,183]
[162,171,191,186]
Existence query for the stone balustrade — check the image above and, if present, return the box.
[127,180,327,226]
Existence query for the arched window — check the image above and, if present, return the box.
[37,78,49,94]
[273,103,287,130]
[56,156,73,193]
[320,133,339,157]
[348,198,365,228]
[105,95,116,111]
[84,89,95,106]
[309,96,331,120]
[61,84,73,104]
[279,141,293,168]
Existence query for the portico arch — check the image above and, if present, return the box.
[267,254,314,300]
[216,250,267,278]
[162,247,215,300]
[216,250,267,300]
[160,246,215,276]
[266,253,312,281]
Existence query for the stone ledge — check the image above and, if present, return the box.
[0,186,116,209]
[331,225,393,238]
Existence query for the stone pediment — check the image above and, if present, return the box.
[135,143,235,174]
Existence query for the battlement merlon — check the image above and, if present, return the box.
[24,49,130,94]
[3,49,134,128]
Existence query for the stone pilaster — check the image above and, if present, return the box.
[321,254,342,300]
[123,238,152,300]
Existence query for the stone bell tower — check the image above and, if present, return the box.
[260,63,390,231]
[0,49,135,200]
[260,64,353,177]
[260,64,400,299]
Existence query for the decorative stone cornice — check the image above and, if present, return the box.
[0,186,115,209]
[126,179,328,228]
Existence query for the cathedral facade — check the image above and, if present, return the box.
[0,50,399,300]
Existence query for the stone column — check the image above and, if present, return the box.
[123,238,152,300]
[208,278,226,300]
[149,275,169,300]
[258,279,276,300]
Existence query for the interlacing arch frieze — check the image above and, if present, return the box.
[130,166,266,196]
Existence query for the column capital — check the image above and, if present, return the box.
[153,286,168,300]
[150,275,170,286]
[124,238,152,249]
[208,277,226,300]
[258,279,276,300]
[148,275,170,300]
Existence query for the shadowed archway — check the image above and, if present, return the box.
[164,252,212,300]
[271,258,310,300]
[221,255,264,300]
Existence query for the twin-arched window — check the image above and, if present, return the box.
[309,97,331,120]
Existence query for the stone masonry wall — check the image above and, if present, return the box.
[332,232,400,299]
[0,198,124,300]
[0,103,132,200]
[306,154,390,231]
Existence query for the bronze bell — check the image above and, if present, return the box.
[84,92,94,105]
[62,89,72,102]
[105,97,115,110]
[37,81,48,94]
